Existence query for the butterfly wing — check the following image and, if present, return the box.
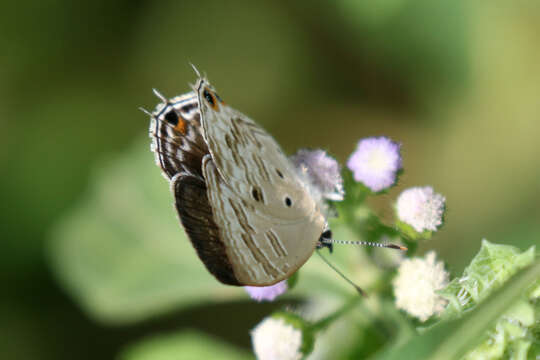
[202,155,325,285]
[149,92,207,179]
[195,79,322,224]
[149,91,243,285]
[171,170,241,285]
[148,78,327,286]
[195,78,326,285]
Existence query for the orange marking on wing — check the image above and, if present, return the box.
[174,114,186,134]
[204,87,220,111]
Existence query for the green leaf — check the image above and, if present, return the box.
[119,330,252,360]
[395,220,433,241]
[462,299,535,360]
[439,240,536,319]
[47,139,242,324]
[436,240,538,359]
[373,259,540,360]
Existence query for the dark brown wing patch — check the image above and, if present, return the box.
[172,172,240,286]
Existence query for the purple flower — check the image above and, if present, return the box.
[245,280,288,302]
[396,186,445,232]
[347,137,402,192]
[290,149,344,201]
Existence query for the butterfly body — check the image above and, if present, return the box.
[149,76,325,286]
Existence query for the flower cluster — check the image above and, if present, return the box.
[347,136,402,192]
[246,136,469,359]
[392,251,449,321]
[396,186,445,233]
[251,311,318,360]
[291,148,344,201]
[251,316,305,360]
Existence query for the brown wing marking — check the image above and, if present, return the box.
[265,229,287,258]
[203,155,290,284]
[171,171,240,285]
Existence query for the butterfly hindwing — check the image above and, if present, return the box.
[149,93,207,179]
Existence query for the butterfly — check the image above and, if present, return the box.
[146,72,334,287]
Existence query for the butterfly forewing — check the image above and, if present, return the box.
[196,79,323,225]
[194,78,326,284]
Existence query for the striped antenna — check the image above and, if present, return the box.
[321,238,407,251]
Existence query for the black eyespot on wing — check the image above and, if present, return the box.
[276,169,284,178]
[252,188,260,202]
[203,89,214,106]
[164,110,179,126]
[214,92,223,103]
[285,197,292,207]
[251,187,264,203]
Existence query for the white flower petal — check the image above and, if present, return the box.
[393,251,449,321]
[396,186,445,232]
[251,317,304,360]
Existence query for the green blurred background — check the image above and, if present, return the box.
[2,1,539,359]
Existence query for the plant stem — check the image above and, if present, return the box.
[311,296,361,332]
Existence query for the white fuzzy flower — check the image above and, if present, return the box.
[393,251,449,321]
[396,186,445,232]
[251,316,304,360]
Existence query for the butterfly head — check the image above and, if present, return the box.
[317,228,334,253]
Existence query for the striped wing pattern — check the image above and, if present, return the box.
[196,79,322,224]
[149,92,206,179]
[203,155,324,285]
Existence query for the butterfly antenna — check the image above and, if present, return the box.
[316,249,367,297]
[321,238,407,251]
[152,88,168,104]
